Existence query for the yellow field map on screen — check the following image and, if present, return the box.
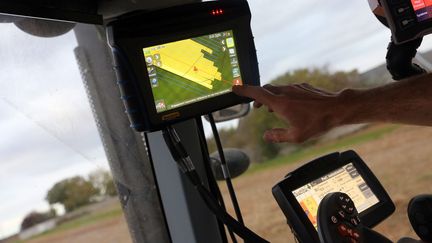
[143,30,243,113]
[146,39,221,89]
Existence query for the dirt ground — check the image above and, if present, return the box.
[228,125,432,243]
[26,217,131,243]
[27,125,432,243]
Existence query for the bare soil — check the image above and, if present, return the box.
[27,125,432,243]
[26,217,130,243]
[226,125,432,242]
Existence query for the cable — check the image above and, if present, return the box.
[195,118,237,243]
[162,126,269,243]
[208,114,245,225]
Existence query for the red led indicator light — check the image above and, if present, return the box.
[211,9,224,16]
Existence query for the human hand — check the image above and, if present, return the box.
[232,83,342,143]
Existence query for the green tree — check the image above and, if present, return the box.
[20,209,56,231]
[105,177,117,197]
[46,176,99,212]
[88,169,117,197]
[271,68,362,91]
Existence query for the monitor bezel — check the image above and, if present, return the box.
[112,16,258,130]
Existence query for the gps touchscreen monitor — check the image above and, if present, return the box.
[142,30,243,114]
[272,151,395,243]
[107,0,260,132]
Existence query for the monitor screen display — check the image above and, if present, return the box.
[292,163,380,229]
[143,30,243,113]
[412,0,432,22]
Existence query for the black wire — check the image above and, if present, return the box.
[184,170,268,243]
[162,127,269,243]
[208,114,245,225]
[193,180,268,243]
[195,118,237,243]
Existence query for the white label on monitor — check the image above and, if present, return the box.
[292,163,379,229]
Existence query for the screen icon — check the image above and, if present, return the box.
[154,54,161,60]
[146,56,153,65]
[229,48,236,56]
[226,37,234,48]
[231,57,238,65]
[151,77,159,87]
[156,100,166,111]
[155,61,162,67]
[232,67,240,77]
[233,79,242,86]
[147,66,157,76]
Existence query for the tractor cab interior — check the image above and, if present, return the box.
[1,1,432,243]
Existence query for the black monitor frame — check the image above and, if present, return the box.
[107,0,260,132]
[381,0,432,43]
[272,150,395,243]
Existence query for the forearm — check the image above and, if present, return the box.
[336,74,432,126]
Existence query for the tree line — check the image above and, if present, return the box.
[21,168,116,231]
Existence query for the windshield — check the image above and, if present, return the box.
[0,21,130,242]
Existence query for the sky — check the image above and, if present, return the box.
[1,0,432,239]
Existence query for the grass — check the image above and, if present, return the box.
[247,124,400,174]
[21,206,123,242]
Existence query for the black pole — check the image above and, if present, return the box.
[73,24,171,243]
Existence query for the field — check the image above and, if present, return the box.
[21,124,432,243]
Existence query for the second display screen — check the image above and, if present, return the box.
[292,163,379,229]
